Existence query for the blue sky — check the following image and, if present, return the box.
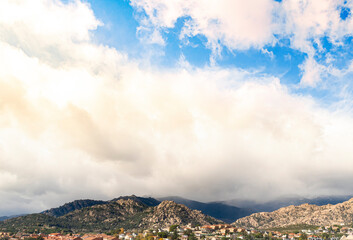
[84,0,353,107]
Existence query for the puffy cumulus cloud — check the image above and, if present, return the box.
[2,0,353,215]
[281,0,353,54]
[131,0,353,84]
[281,0,351,86]
[0,0,101,66]
[131,0,353,50]
[131,0,279,52]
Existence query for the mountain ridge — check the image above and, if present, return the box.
[43,199,107,217]
[157,196,253,223]
[234,197,353,229]
[0,196,223,232]
[223,195,353,212]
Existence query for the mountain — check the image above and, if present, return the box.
[223,195,353,212]
[42,195,160,218]
[113,195,160,207]
[140,200,222,229]
[0,196,222,232]
[158,196,253,223]
[43,199,107,217]
[0,214,24,221]
[234,197,353,229]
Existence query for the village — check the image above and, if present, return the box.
[1,224,352,240]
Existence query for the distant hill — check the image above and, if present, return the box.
[113,195,160,207]
[43,199,107,217]
[42,195,160,218]
[0,214,24,221]
[234,197,353,229]
[0,196,222,232]
[157,196,253,223]
[222,195,353,212]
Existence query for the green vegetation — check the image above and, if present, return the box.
[0,208,150,233]
[299,232,307,240]
[169,224,179,232]
[267,224,319,232]
[183,229,197,240]
[0,198,219,233]
[157,232,168,238]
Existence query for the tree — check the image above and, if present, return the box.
[188,233,197,240]
[147,236,155,240]
[158,232,169,238]
[183,229,196,240]
[322,233,329,240]
[170,225,179,232]
[254,233,263,239]
[269,232,272,240]
[300,232,308,240]
[184,229,192,236]
[171,230,179,240]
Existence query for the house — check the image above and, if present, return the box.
[181,235,188,240]
[124,235,133,240]
[308,235,322,240]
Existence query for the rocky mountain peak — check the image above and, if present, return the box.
[157,200,185,209]
[0,196,223,232]
[234,197,353,229]
[42,199,107,217]
[137,200,223,229]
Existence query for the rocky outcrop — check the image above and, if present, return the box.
[43,199,107,217]
[141,201,223,228]
[234,198,353,229]
[158,196,253,223]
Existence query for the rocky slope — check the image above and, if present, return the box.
[43,199,107,217]
[114,195,160,207]
[0,214,24,221]
[234,198,353,229]
[0,197,222,232]
[224,195,353,212]
[42,196,159,218]
[141,201,222,228]
[158,196,253,223]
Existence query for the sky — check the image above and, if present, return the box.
[2,0,353,216]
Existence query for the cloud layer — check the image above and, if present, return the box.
[132,0,353,84]
[1,0,353,215]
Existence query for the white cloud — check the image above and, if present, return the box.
[1,0,353,215]
[261,48,274,60]
[131,0,279,51]
[131,0,353,86]
[131,0,353,51]
[299,56,325,87]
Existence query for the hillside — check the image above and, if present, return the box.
[158,196,253,223]
[0,197,222,232]
[0,214,24,222]
[141,200,222,228]
[234,197,353,229]
[113,195,160,207]
[224,195,353,212]
[43,199,107,217]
